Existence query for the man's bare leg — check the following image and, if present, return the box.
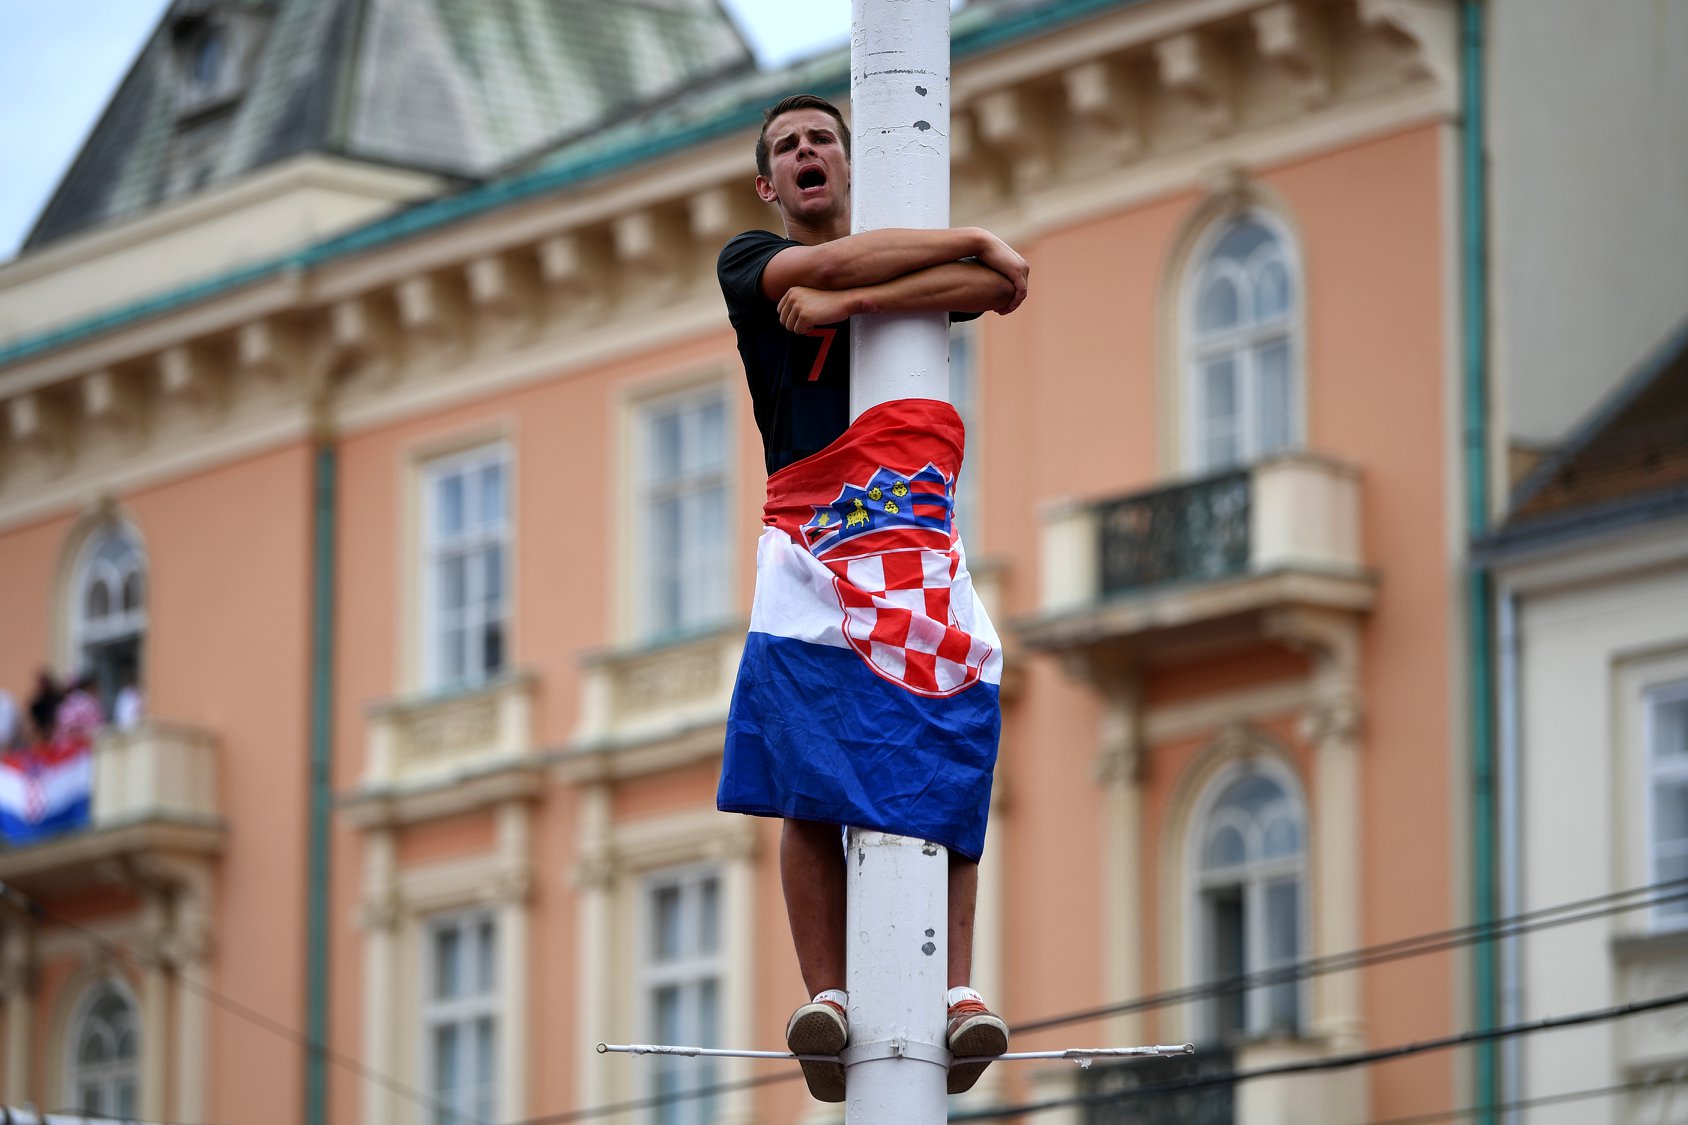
[782,818,850,1102]
[782,818,847,996]
[948,852,978,989]
[786,824,982,993]
[944,852,1006,1095]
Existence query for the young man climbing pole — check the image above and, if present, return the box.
[714,94,1030,1103]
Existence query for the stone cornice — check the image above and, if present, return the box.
[0,156,443,293]
[0,0,1457,530]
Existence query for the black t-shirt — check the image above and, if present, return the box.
[718,229,853,476]
[719,230,985,476]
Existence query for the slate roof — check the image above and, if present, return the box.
[505,0,1071,178]
[24,0,753,251]
[1483,315,1688,558]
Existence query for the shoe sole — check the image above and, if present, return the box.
[787,1008,847,1103]
[947,1014,1008,1095]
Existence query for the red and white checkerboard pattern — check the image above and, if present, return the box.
[830,548,994,697]
[23,771,44,824]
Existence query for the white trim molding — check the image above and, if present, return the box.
[359,799,535,1125]
[573,802,759,1123]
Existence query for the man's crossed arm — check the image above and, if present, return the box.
[762,227,1030,334]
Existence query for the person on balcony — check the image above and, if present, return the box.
[54,670,104,747]
[114,680,145,732]
[26,668,61,746]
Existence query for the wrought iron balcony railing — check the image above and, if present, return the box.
[1080,1045,1236,1125]
[1039,453,1365,617]
[1097,469,1252,595]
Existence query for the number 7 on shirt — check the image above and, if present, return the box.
[804,327,837,381]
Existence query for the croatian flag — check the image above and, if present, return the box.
[718,398,1001,861]
[0,740,94,846]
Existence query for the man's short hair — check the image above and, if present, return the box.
[756,94,851,180]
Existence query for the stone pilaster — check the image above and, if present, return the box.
[360,828,399,1125]
[573,782,614,1111]
[1267,606,1366,1050]
[493,800,533,1122]
[0,920,36,1105]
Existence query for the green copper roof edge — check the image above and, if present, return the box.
[0,0,1135,371]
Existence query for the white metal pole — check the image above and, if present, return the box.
[845,829,950,1121]
[848,3,953,1119]
[849,0,952,419]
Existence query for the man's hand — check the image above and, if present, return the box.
[779,286,862,334]
[975,233,1030,315]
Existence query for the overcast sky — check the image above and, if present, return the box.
[0,0,870,261]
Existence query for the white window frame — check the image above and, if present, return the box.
[1180,209,1304,473]
[62,977,141,1118]
[420,443,511,691]
[70,523,147,702]
[1188,758,1308,1044]
[633,386,731,643]
[638,864,724,1125]
[419,909,500,1125]
[1645,680,1688,930]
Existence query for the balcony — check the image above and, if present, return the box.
[557,622,745,782]
[1074,1035,1363,1124]
[0,721,223,896]
[1022,454,1375,666]
[1074,1046,1231,1125]
[343,671,542,828]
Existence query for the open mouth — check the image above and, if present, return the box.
[797,167,827,190]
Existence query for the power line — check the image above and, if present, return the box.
[1355,1064,1688,1125]
[0,882,468,1125]
[946,990,1688,1121]
[11,873,1687,1125]
[523,878,1674,1121]
[1010,876,1688,1035]
[496,1071,802,1125]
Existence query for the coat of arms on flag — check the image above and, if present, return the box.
[717,398,1001,861]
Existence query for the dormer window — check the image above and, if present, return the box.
[168,9,255,120]
[190,26,224,90]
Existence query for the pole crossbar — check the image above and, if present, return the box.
[597,1042,1196,1070]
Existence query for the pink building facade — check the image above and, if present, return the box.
[0,2,1477,1122]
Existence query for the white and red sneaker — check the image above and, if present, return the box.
[786,990,849,1102]
[945,987,1008,1095]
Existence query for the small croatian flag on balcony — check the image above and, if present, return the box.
[718,398,1001,861]
[0,740,93,846]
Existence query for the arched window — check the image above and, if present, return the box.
[1184,212,1301,471]
[1194,764,1306,1042]
[65,980,140,1117]
[72,524,147,710]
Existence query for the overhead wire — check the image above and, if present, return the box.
[9,875,1688,1124]
[529,880,1688,1125]
[0,882,468,1125]
[945,989,1688,1121]
[1355,1064,1688,1125]
[1010,875,1688,1034]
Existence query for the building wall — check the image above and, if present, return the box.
[0,443,313,1120]
[1489,0,1688,448]
[0,3,1481,1122]
[990,121,1456,1115]
[134,443,315,1123]
[1510,523,1688,1123]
